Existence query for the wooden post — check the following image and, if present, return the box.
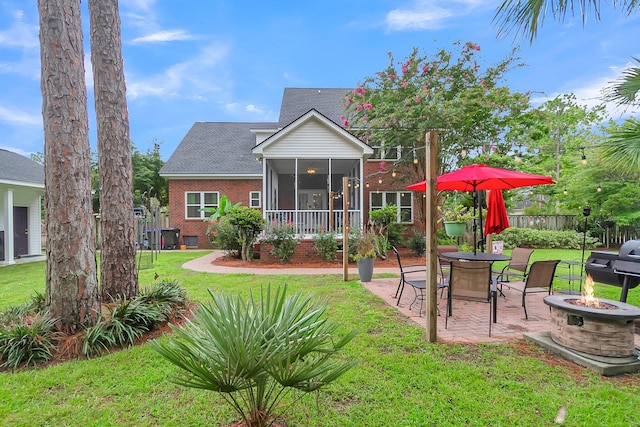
[425,130,438,342]
[342,176,349,281]
[329,191,334,233]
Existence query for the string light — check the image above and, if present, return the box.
[580,147,587,165]
[597,184,602,192]
[378,178,383,184]
[391,169,396,177]
[365,182,369,188]
[461,147,467,157]
[563,187,568,195]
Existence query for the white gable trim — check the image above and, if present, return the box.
[252,109,373,159]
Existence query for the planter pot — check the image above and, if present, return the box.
[443,221,466,237]
[357,257,375,282]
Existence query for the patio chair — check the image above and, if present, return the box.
[392,246,448,316]
[505,260,560,319]
[445,260,497,336]
[493,247,534,291]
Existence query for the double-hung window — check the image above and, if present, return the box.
[370,191,413,223]
[249,191,261,208]
[185,191,219,219]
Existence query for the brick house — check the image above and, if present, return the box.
[159,88,420,250]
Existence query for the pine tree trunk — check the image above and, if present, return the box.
[38,0,100,334]
[89,0,138,300]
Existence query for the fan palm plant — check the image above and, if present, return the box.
[150,285,357,427]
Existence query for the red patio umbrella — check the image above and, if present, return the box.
[406,164,554,253]
[484,189,509,236]
[405,164,555,192]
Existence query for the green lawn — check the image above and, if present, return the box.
[1,249,639,426]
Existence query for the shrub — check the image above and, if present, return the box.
[138,280,188,313]
[313,232,338,261]
[150,285,357,427]
[407,227,426,256]
[262,221,300,263]
[0,314,59,370]
[206,217,241,256]
[499,227,601,249]
[82,299,166,357]
[228,206,265,262]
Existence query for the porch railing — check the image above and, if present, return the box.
[264,210,362,237]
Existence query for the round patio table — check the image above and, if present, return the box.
[441,252,511,262]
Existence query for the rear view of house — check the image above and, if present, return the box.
[0,149,44,265]
[160,88,417,248]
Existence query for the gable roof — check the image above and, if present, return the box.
[278,88,351,127]
[253,108,372,159]
[160,122,277,177]
[0,149,44,188]
[160,87,357,177]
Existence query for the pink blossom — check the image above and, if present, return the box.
[343,120,349,127]
[355,87,366,95]
[402,65,408,74]
[347,97,353,103]
[388,73,396,79]
[422,65,430,73]
[401,80,408,88]
[340,115,345,120]
[378,162,386,172]
[362,114,368,122]
[356,104,363,112]
[422,85,429,90]
[364,103,372,110]
[392,118,397,124]
[413,96,421,103]
[384,123,389,128]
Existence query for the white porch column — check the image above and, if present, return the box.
[3,188,15,264]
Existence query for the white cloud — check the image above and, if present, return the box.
[131,30,196,44]
[127,43,230,100]
[0,105,41,126]
[245,104,265,114]
[0,9,39,49]
[384,0,489,31]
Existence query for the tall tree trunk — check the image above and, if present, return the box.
[38,0,100,334]
[89,0,138,300]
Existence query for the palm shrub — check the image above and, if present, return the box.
[150,285,357,427]
[138,279,188,316]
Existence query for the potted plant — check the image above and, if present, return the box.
[440,205,473,237]
[352,229,377,282]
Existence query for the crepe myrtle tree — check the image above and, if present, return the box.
[342,41,531,179]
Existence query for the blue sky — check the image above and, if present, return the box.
[0,0,638,160]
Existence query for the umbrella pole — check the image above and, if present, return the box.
[478,190,484,253]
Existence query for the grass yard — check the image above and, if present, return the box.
[1,249,639,426]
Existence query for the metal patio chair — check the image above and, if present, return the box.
[445,260,497,336]
[505,260,560,319]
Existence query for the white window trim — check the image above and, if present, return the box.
[369,145,402,161]
[249,191,261,208]
[185,191,219,219]
[369,191,414,224]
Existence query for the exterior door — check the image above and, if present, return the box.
[13,206,28,257]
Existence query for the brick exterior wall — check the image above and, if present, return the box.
[167,178,262,249]
[166,161,424,249]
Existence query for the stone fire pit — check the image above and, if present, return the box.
[544,294,640,357]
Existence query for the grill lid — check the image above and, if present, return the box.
[619,239,640,259]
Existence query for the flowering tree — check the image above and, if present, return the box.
[342,41,531,177]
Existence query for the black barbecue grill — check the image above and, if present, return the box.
[585,239,640,302]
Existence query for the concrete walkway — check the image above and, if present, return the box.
[183,250,558,344]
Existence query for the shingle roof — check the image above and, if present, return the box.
[160,88,355,176]
[160,122,277,175]
[0,149,44,185]
[278,88,352,127]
